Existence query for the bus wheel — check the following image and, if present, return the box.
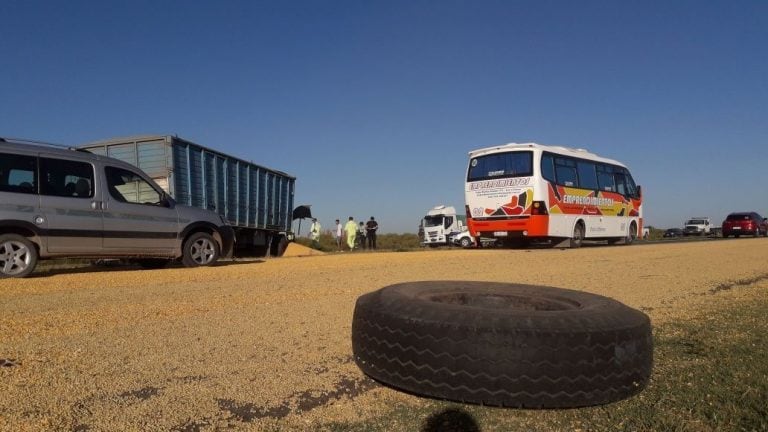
[571,222,584,248]
[352,281,653,408]
[625,222,638,245]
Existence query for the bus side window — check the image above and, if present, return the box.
[554,158,577,187]
[614,173,627,195]
[541,154,555,183]
[597,166,615,192]
[577,161,598,190]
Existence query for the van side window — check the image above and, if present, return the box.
[105,166,161,205]
[0,152,37,194]
[40,158,94,198]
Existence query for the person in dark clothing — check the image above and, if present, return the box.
[366,216,379,249]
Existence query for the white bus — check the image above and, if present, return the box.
[465,143,643,247]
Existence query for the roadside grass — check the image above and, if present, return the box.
[315,294,768,432]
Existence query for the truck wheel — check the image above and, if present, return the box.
[0,234,38,278]
[182,232,220,267]
[352,281,652,408]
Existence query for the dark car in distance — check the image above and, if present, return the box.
[663,228,684,238]
[722,212,768,238]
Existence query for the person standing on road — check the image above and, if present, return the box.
[357,221,367,250]
[334,219,343,251]
[366,216,379,249]
[344,216,357,251]
[309,218,321,248]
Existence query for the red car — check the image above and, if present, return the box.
[722,212,768,238]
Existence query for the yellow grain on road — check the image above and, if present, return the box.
[1,239,766,431]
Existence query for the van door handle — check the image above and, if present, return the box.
[91,201,102,210]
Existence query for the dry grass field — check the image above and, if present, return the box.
[1,239,767,431]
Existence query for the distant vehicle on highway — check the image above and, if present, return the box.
[683,217,711,236]
[663,228,684,238]
[722,212,768,238]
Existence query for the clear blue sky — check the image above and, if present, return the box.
[2,1,766,233]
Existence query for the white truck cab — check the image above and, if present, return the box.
[421,205,465,247]
[683,217,711,236]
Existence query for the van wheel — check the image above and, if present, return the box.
[0,234,38,278]
[571,222,584,248]
[135,258,171,270]
[352,281,653,408]
[459,237,472,248]
[182,232,219,267]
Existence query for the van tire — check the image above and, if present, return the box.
[459,237,472,248]
[352,281,653,408]
[0,234,38,278]
[182,232,220,267]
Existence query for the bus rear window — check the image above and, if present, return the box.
[468,151,532,181]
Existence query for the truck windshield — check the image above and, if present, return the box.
[686,219,707,225]
[467,151,532,182]
[424,215,443,228]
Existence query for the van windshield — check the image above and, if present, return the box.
[468,151,532,182]
[686,219,707,225]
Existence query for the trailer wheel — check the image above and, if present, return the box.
[182,232,220,267]
[352,281,653,408]
[270,235,289,257]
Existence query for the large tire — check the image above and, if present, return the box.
[182,232,220,267]
[0,234,38,278]
[352,281,652,408]
[270,235,289,257]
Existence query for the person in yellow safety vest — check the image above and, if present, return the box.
[309,218,321,248]
[344,216,357,250]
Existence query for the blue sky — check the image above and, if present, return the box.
[2,1,766,233]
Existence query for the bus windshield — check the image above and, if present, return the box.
[467,151,532,182]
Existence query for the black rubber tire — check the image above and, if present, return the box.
[625,222,638,246]
[135,258,171,270]
[270,235,289,257]
[0,234,38,278]
[352,281,653,408]
[459,237,472,248]
[182,232,220,267]
[571,222,584,248]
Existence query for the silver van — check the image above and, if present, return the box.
[0,138,234,278]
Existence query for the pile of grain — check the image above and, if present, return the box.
[282,242,326,257]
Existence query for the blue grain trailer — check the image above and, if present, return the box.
[81,135,295,256]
